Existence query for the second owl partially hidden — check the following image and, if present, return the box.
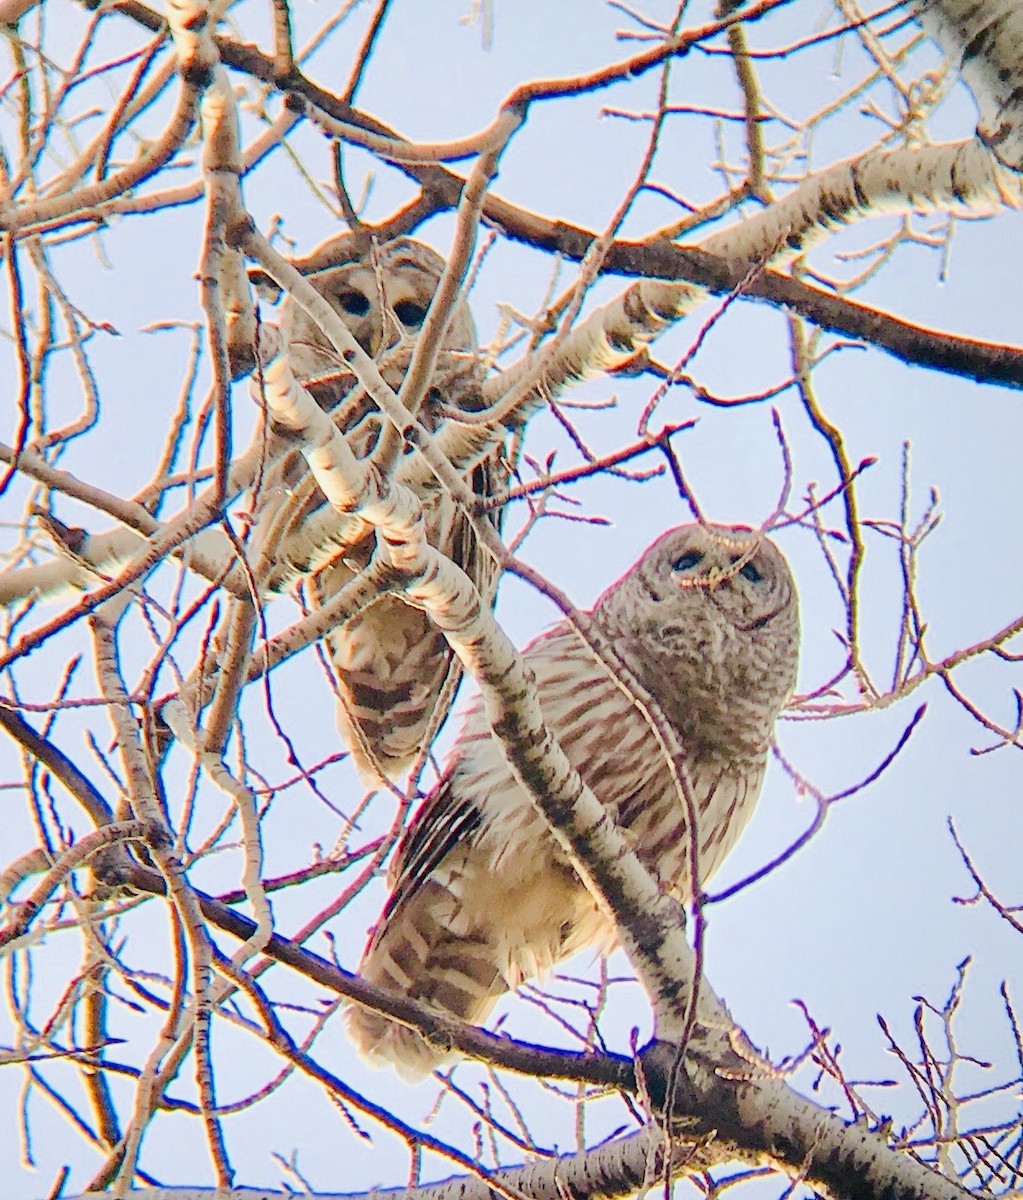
[347,523,800,1078]
[265,238,505,783]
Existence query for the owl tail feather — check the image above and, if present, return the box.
[324,590,458,785]
[346,878,507,1081]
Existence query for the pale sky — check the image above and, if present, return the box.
[2,2,1022,1196]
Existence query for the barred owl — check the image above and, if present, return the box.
[257,238,504,782]
[347,523,799,1078]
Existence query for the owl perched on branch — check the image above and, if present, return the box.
[347,523,800,1078]
[256,238,506,782]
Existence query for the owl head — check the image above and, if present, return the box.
[278,238,482,422]
[598,523,800,756]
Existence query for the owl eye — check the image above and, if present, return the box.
[393,300,428,327]
[337,290,371,317]
[735,559,762,583]
[672,550,703,572]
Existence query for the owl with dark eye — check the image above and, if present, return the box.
[347,523,800,1077]
[279,238,484,428]
[254,238,507,782]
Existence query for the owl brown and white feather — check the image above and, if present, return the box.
[347,523,799,1078]
[252,238,506,781]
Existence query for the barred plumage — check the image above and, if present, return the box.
[255,239,505,781]
[348,523,800,1077]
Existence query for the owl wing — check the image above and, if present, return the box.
[378,774,483,929]
[349,775,498,1080]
